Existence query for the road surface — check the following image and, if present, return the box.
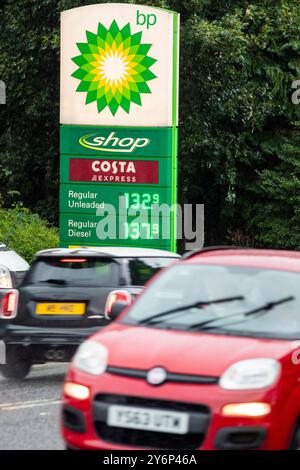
[0,364,67,450]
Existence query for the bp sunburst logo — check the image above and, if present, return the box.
[71,20,157,116]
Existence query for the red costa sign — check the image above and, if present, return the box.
[69,158,159,184]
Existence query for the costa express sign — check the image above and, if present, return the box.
[69,158,158,184]
[60,156,173,186]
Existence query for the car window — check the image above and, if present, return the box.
[123,263,300,339]
[128,257,177,286]
[26,258,120,287]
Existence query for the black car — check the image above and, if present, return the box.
[0,247,179,380]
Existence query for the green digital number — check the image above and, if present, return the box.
[130,222,140,240]
[152,224,159,237]
[123,193,129,209]
[122,222,160,240]
[131,193,140,210]
[123,193,160,210]
[153,194,160,205]
[141,194,151,209]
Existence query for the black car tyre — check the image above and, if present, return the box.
[0,345,32,381]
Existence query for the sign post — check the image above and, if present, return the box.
[60,3,180,251]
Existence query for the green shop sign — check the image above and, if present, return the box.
[60,125,176,158]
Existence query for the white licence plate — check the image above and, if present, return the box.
[107,405,189,435]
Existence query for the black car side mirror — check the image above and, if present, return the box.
[109,301,130,321]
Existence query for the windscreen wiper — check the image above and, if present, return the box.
[188,296,295,331]
[139,296,244,325]
[39,279,68,286]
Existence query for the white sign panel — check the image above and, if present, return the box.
[60,3,179,127]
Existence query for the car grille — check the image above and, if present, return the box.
[93,394,211,450]
[106,366,219,384]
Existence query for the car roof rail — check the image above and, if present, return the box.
[182,245,244,260]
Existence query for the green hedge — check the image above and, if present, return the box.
[0,207,59,263]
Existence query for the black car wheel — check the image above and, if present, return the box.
[0,345,32,381]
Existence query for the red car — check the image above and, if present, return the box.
[62,247,300,450]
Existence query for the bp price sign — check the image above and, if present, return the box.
[60,3,180,251]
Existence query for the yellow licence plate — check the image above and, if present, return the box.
[35,303,86,315]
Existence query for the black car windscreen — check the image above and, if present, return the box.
[27,258,120,287]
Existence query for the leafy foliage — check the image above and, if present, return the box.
[0,207,59,263]
[0,0,300,248]
[251,128,300,248]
